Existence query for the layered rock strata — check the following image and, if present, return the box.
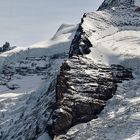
[50,56,133,139]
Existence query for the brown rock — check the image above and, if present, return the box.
[52,109,72,135]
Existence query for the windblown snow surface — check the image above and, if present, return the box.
[62,5,140,140]
[0,24,77,140]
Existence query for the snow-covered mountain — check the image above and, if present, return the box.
[0,24,77,140]
[0,0,140,140]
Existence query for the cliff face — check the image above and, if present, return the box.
[69,14,92,57]
[51,57,132,139]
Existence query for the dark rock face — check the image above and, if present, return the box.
[49,56,133,139]
[52,108,73,135]
[0,42,16,53]
[111,64,133,82]
[69,15,92,58]
[135,6,140,12]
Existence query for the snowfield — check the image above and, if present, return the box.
[82,6,140,66]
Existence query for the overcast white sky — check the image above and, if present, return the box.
[0,0,103,47]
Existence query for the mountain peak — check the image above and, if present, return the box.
[98,0,136,10]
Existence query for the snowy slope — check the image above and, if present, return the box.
[60,3,140,140]
[83,6,140,67]
[0,24,77,67]
[0,24,77,140]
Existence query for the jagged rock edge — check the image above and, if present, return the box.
[46,14,134,139]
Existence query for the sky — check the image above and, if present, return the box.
[0,0,103,47]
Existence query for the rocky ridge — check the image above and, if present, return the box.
[50,56,133,139]
[48,0,140,139]
[48,17,134,138]
[47,1,138,138]
[38,0,140,139]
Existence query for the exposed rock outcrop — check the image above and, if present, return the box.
[69,14,92,57]
[49,56,133,139]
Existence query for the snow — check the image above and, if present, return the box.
[87,29,140,65]
[0,24,77,139]
[56,108,65,113]
[0,24,77,67]
[82,7,140,68]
